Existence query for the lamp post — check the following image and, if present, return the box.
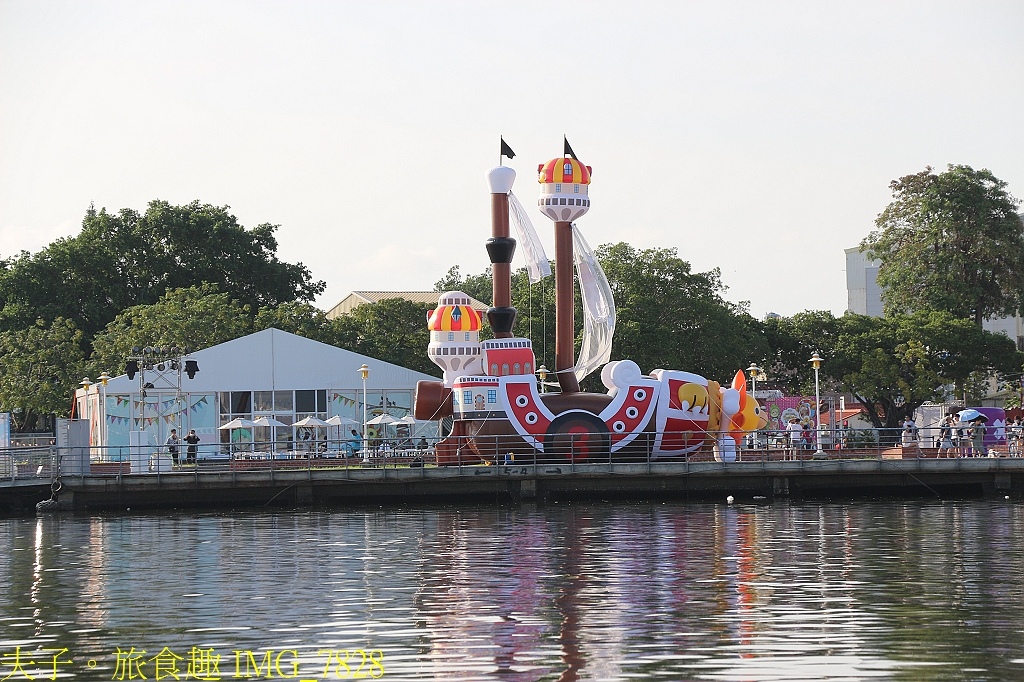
[809,352,824,457]
[80,377,92,447]
[538,365,549,394]
[359,364,370,458]
[746,364,763,397]
[98,371,110,453]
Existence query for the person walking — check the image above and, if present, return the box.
[165,429,181,467]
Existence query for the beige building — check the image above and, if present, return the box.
[326,291,489,319]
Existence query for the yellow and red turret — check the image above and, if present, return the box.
[537,156,592,223]
[427,291,484,387]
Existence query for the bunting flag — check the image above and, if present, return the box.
[500,137,516,160]
[564,135,578,160]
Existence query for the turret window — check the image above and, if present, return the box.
[564,162,572,174]
[487,390,497,403]
[574,184,579,193]
[448,332,454,341]
[555,183,561,192]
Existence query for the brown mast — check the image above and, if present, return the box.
[485,167,517,339]
[554,219,580,393]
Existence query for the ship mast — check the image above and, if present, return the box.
[554,219,580,393]
[485,167,517,339]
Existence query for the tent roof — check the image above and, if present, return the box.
[100,328,438,394]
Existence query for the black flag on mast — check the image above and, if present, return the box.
[564,136,578,160]
[500,137,516,160]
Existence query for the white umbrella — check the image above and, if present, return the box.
[294,416,330,427]
[218,418,256,430]
[325,415,359,426]
[366,414,397,425]
[252,416,288,427]
[397,415,417,425]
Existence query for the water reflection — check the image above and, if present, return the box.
[1,501,1023,680]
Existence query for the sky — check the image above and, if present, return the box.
[1,1,1022,320]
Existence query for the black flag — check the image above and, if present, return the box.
[500,137,516,160]
[564,136,578,160]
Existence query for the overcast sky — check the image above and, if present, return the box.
[1,1,1021,319]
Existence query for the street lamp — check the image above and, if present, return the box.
[359,364,370,459]
[809,352,824,457]
[746,364,763,397]
[538,365,549,394]
[80,377,92,446]
[98,371,111,453]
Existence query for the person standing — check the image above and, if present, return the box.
[938,416,954,458]
[165,429,181,467]
[970,418,987,457]
[184,429,201,465]
[786,418,803,460]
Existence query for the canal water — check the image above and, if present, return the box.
[2,500,1023,681]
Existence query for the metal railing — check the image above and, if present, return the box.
[2,426,1020,482]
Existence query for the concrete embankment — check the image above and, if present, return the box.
[4,457,1023,513]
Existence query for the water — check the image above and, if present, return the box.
[2,501,1024,681]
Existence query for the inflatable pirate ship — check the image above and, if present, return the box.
[413,145,767,464]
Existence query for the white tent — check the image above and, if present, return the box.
[84,328,440,453]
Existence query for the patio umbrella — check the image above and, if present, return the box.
[252,416,288,450]
[293,416,329,452]
[294,416,330,428]
[218,417,256,430]
[218,417,256,450]
[325,415,359,443]
[252,416,288,427]
[366,414,397,426]
[397,415,417,425]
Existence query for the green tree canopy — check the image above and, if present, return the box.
[253,301,337,346]
[90,285,253,376]
[333,298,439,377]
[862,165,1024,325]
[434,265,493,305]
[0,318,88,431]
[764,310,1023,434]
[0,200,325,340]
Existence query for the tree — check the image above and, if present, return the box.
[0,200,325,340]
[764,310,1023,437]
[863,165,1024,326]
[0,318,88,431]
[434,265,493,305]
[592,243,768,382]
[332,298,439,377]
[90,285,253,375]
[254,301,337,345]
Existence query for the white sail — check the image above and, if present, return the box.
[508,191,551,284]
[571,223,615,382]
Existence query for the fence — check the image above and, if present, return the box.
[2,426,1019,482]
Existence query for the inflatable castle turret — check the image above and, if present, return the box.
[427,292,484,387]
[537,156,591,222]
